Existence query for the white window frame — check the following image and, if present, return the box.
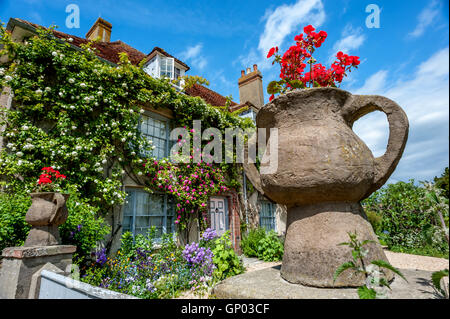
[159,57,174,79]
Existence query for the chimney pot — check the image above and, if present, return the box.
[238,63,264,109]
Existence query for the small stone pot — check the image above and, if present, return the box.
[24,192,70,247]
[256,87,409,287]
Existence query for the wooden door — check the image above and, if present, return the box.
[209,197,228,236]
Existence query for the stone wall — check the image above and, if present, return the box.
[38,270,137,299]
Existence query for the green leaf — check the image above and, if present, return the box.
[370,260,408,282]
[361,239,376,246]
[333,261,356,282]
[379,278,392,290]
[357,286,377,299]
[431,269,449,293]
[337,242,350,246]
[289,80,305,89]
[267,81,281,95]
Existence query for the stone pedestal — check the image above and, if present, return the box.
[0,245,76,299]
[280,202,393,287]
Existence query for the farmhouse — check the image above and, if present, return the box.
[0,17,286,253]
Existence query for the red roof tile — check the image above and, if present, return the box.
[11,18,146,65]
[8,18,236,109]
[185,84,237,107]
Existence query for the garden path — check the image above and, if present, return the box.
[242,250,449,273]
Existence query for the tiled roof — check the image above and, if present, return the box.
[9,18,147,65]
[7,18,235,108]
[185,84,237,108]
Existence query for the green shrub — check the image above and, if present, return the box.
[211,231,244,280]
[0,190,109,263]
[362,180,449,258]
[257,230,284,262]
[59,191,110,265]
[240,227,266,257]
[0,191,31,251]
[366,210,382,234]
[434,167,449,199]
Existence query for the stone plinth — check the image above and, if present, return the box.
[281,202,393,287]
[213,266,440,299]
[0,245,76,299]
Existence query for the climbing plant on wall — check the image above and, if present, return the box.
[0,23,253,232]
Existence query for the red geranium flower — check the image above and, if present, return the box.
[38,177,52,185]
[303,25,315,35]
[267,46,278,58]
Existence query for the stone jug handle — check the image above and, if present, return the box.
[341,95,409,199]
[49,192,65,224]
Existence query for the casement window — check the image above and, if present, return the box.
[159,57,174,79]
[139,112,171,159]
[174,67,181,80]
[122,188,175,240]
[259,201,276,231]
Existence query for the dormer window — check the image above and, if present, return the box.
[142,49,189,90]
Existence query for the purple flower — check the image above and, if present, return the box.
[201,228,218,242]
[182,242,215,276]
[77,224,82,232]
[96,248,107,266]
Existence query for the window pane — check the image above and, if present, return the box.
[136,216,150,227]
[136,192,149,216]
[149,194,164,215]
[140,114,169,159]
[122,216,132,232]
[259,201,275,231]
[123,189,175,239]
[123,193,134,216]
[149,216,164,228]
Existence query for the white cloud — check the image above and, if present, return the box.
[180,44,202,60]
[239,0,325,71]
[179,43,207,71]
[354,70,388,95]
[330,24,365,63]
[352,47,449,183]
[408,0,441,38]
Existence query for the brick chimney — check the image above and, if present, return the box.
[85,18,112,42]
[238,64,264,109]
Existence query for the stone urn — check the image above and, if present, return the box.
[256,87,409,287]
[24,192,70,247]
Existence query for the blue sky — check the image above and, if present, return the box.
[1,0,449,184]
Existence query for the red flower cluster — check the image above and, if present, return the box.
[267,25,360,101]
[38,167,66,185]
[267,46,278,58]
[302,51,361,87]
